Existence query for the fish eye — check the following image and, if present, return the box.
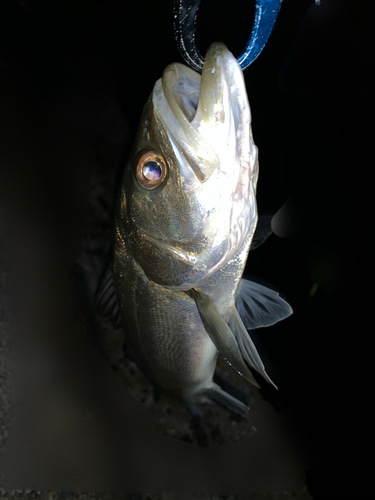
[135,151,168,190]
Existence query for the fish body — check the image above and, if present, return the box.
[100,43,292,415]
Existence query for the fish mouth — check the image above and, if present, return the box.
[154,42,251,184]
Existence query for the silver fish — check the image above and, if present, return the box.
[99,43,292,416]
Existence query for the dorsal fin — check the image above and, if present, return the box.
[97,264,121,325]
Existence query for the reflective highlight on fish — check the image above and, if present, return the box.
[99,43,292,417]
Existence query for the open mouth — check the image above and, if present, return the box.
[154,42,250,185]
[172,73,200,122]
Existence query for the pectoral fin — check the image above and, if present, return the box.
[226,306,277,389]
[235,278,293,330]
[250,214,274,250]
[187,288,261,388]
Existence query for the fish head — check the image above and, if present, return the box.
[116,42,259,289]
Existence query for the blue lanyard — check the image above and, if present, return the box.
[173,0,282,72]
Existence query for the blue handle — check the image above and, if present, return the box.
[173,0,282,72]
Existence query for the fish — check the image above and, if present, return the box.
[98,42,292,417]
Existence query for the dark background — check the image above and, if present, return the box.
[0,0,374,498]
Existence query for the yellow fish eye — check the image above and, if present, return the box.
[135,151,168,190]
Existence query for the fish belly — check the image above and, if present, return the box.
[113,245,218,400]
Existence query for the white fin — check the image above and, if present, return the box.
[187,289,261,388]
[235,278,293,330]
[97,265,121,325]
[226,306,277,389]
[250,214,273,250]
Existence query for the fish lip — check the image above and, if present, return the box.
[155,42,249,184]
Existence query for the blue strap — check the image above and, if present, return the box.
[173,0,281,72]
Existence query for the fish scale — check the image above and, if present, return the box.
[113,243,217,398]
